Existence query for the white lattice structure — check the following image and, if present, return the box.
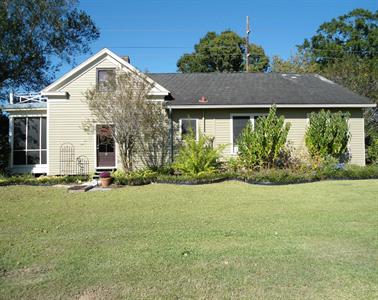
[9,92,48,104]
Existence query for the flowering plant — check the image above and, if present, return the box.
[99,171,111,178]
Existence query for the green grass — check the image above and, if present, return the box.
[1,180,378,299]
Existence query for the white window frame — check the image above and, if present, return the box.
[230,113,266,154]
[96,68,116,91]
[11,115,47,172]
[179,118,199,141]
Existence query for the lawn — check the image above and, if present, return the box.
[1,180,377,299]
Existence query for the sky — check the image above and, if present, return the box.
[57,0,377,77]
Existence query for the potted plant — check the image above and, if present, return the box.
[99,171,112,187]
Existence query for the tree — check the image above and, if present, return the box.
[0,0,99,97]
[136,102,173,170]
[84,71,170,172]
[298,9,377,65]
[177,30,269,73]
[305,110,350,162]
[0,112,9,174]
[270,51,319,74]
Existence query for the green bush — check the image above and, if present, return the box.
[316,164,378,180]
[156,172,232,185]
[111,169,157,185]
[305,110,350,161]
[173,132,225,175]
[237,105,291,169]
[367,136,378,164]
[240,169,315,185]
[0,175,89,186]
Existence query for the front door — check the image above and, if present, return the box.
[96,125,115,167]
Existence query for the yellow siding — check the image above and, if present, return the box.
[48,57,120,175]
[172,108,366,166]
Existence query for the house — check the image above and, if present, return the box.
[2,48,375,175]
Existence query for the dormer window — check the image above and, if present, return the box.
[97,69,115,91]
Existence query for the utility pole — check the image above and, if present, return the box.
[245,16,250,72]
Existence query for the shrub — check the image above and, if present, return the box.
[111,169,157,185]
[172,132,225,175]
[305,110,350,162]
[156,172,232,185]
[237,105,291,169]
[0,175,89,186]
[367,136,378,164]
[240,168,315,185]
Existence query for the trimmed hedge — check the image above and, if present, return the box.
[0,175,90,186]
[111,169,157,186]
[1,165,377,187]
[156,172,232,185]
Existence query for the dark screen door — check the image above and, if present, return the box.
[96,125,115,167]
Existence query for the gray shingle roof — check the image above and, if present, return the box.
[149,73,372,106]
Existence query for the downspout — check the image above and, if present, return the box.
[169,106,174,163]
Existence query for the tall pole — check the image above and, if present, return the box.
[245,16,250,72]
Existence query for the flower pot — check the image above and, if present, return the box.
[100,177,112,187]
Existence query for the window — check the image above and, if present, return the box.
[180,119,198,140]
[231,115,261,153]
[13,117,47,165]
[97,69,115,91]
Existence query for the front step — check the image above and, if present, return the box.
[93,167,116,179]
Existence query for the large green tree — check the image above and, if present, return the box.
[298,8,377,66]
[0,0,99,97]
[177,31,269,73]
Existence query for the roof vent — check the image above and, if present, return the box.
[122,56,130,63]
[199,96,208,104]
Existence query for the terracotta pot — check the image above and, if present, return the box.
[100,177,112,187]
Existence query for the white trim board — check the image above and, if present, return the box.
[167,104,376,109]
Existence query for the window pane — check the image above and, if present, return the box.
[27,151,40,164]
[41,150,47,164]
[181,119,197,137]
[27,118,40,150]
[97,69,115,91]
[14,118,26,150]
[41,118,47,149]
[233,116,250,144]
[13,151,26,165]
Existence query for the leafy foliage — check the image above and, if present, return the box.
[0,175,89,186]
[270,51,319,74]
[305,110,350,161]
[237,105,291,169]
[177,30,269,73]
[0,0,99,97]
[0,112,9,174]
[111,169,157,186]
[298,9,377,66]
[173,132,225,175]
[367,135,378,164]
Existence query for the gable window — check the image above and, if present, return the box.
[97,69,115,91]
[13,117,47,165]
[180,118,198,140]
[231,114,261,154]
